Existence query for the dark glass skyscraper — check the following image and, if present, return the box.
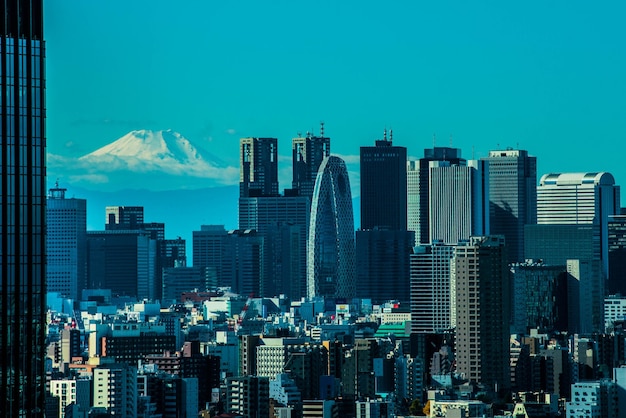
[291,130,330,202]
[1,0,46,414]
[239,137,279,198]
[360,132,407,230]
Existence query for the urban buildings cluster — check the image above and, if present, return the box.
[4,1,626,417]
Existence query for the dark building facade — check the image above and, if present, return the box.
[239,137,279,198]
[360,132,407,231]
[608,215,626,295]
[1,1,47,415]
[291,129,330,202]
[483,149,537,264]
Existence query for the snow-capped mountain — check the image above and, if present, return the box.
[48,129,238,191]
[79,129,234,177]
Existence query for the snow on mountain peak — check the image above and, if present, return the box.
[77,129,238,182]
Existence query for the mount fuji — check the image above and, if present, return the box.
[48,129,239,191]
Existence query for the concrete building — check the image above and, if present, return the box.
[162,266,212,303]
[47,184,87,301]
[93,362,138,417]
[566,380,618,418]
[307,156,356,299]
[428,159,489,244]
[454,236,510,390]
[537,172,620,277]
[49,379,91,418]
[482,149,537,263]
[225,375,270,418]
[608,215,626,295]
[605,296,626,331]
[410,243,456,333]
[407,147,465,246]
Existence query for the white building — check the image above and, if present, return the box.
[49,378,91,418]
[605,296,626,331]
[93,362,137,417]
[566,380,618,418]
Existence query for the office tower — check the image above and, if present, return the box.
[410,243,456,333]
[239,196,309,299]
[93,362,138,417]
[226,376,270,418]
[87,230,156,299]
[510,261,568,334]
[537,172,620,276]
[240,137,279,198]
[341,339,381,399]
[307,156,356,299]
[47,184,87,301]
[566,380,618,418]
[360,130,407,230]
[454,236,510,390]
[608,215,626,295]
[355,229,415,304]
[105,205,144,229]
[1,1,47,415]
[567,259,604,334]
[407,147,465,245]
[292,127,330,201]
[429,159,489,244]
[483,149,537,263]
[193,225,228,285]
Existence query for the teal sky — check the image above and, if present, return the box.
[45,1,626,202]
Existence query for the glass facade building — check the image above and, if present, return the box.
[307,156,355,299]
[1,0,46,414]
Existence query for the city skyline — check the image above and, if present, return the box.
[44,1,626,204]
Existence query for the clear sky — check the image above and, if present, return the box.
[45,1,626,203]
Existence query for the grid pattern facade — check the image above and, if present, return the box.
[239,137,279,198]
[429,160,488,244]
[483,149,537,263]
[410,243,455,333]
[226,376,270,418]
[608,216,626,295]
[93,364,137,418]
[308,156,355,299]
[292,134,330,201]
[47,187,87,301]
[360,138,407,230]
[454,236,510,389]
[1,1,47,414]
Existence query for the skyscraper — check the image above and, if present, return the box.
[105,205,144,230]
[292,127,330,202]
[454,236,510,390]
[307,156,355,299]
[428,159,489,244]
[407,147,465,245]
[360,130,407,230]
[483,149,537,263]
[537,172,620,276]
[410,243,456,333]
[1,1,47,414]
[47,184,87,301]
[239,137,279,198]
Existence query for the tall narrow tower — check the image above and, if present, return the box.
[482,149,537,263]
[307,156,355,299]
[1,0,47,414]
[239,137,279,198]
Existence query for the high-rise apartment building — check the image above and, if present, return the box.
[482,149,537,263]
[428,159,489,244]
[537,172,620,276]
[407,147,465,245]
[307,156,356,299]
[47,184,87,301]
[360,131,407,230]
[292,128,330,202]
[225,376,270,418]
[410,243,456,333]
[1,1,47,414]
[93,362,138,417]
[454,236,510,390]
[240,137,279,198]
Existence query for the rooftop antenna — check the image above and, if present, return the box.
[389,127,393,143]
[297,132,302,137]
[433,133,436,147]
[320,121,325,137]
[472,145,475,160]
[383,127,387,141]
[449,134,453,147]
